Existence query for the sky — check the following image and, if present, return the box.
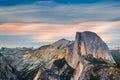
[0,0,120,48]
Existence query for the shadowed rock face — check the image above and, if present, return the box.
[0,53,18,80]
[111,50,120,66]
[39,59,74,80]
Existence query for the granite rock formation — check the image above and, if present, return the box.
[14,39,73,80]
[65,31,116,80]
[0,31,119,80]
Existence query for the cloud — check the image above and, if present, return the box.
[0,21,120,43]
[0,1,119,48]
[0,1,120,24]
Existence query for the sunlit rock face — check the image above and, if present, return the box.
[0,53,18,80]
[65,31,116,80]
[14,39,73,80]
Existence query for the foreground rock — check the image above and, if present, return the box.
[39,58,74,80]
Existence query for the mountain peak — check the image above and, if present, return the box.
[51,38,72,49]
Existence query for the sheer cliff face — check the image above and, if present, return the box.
[81,32,115,63]
[66,31,115,68]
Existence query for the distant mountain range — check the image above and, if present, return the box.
[0,31,120,80]
[111,47,120,51]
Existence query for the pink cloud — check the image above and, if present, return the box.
[0,21,120,43]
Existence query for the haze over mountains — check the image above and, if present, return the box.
[0,31,120,80]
